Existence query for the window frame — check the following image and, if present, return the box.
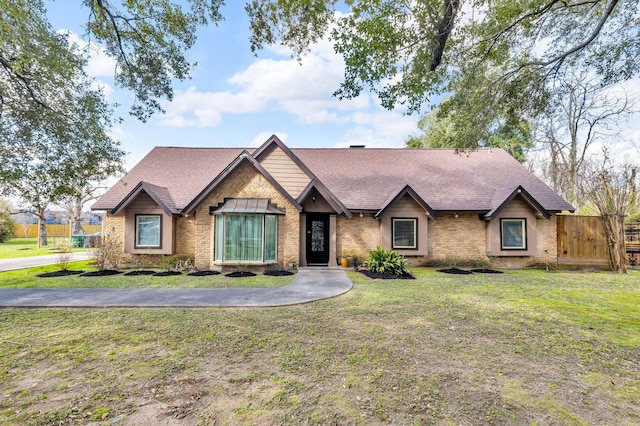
[392,217,418,250]
[134,214,162,249]
[500,218,527,250]
[215,214,278,263]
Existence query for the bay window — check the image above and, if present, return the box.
[215,214,278,262]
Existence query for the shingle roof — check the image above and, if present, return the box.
[92,147,246,212]
[291,148,574,213]
[93,145,574,215]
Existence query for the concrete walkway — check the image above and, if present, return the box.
[0,252,93,272]
[0,268,353,307]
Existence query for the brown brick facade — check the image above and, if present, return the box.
[192,162,300,270]
[336,214,380,261]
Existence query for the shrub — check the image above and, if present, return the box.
[93,233,123,271]
[0,211,16,243]
[365,246,409,276]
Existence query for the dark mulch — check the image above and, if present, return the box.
[80,270,122,277]
[359,270,415,280]
[263,270,294,276]
[36,270,84,278]
[225,271,257,278]
[187,270,221,277]
[19,248,31,251]
[437,267,473,275]
[470,268,504,274]
[124,270,156,276]
[153,271,182,276]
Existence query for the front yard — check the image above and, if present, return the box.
[0,268,639,425]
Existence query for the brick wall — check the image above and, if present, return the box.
[336,214,380,261]
[428,213,487,263]
[192,161,300,270]
[104,213,125,252]
[175,216,196,258]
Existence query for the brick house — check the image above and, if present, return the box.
[92,135,574,270]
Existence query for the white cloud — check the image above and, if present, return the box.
[62,31,117,78]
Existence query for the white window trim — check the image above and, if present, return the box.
[392,217,418,249]
[135,214,162,248]
[500,218,527,250]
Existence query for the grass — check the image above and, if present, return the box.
[0,261,293,289]
[0,238,89,259]
[0,268,639,425]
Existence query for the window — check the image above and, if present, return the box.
[215,214,278,262]
[135,215,161,248]
[392,218,417,249]
[501,218,527,250]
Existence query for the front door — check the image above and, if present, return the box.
[306,214,329,265]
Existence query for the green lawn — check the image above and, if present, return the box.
[0,238,89,259]
[0,268,639,425]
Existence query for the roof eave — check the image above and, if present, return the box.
[111,182,178,217]
[182,151,303,215]
[374,185,437,219]
[484,186,550,220]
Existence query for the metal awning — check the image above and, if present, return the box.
[210,198,285,215]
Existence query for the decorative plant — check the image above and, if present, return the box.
[365,246,409,276]
[92,233,123,271]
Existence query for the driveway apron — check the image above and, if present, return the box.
[0,268,353,307]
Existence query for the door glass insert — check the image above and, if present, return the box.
[311,220,325,252]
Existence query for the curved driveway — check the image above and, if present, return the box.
[0,269,353,307]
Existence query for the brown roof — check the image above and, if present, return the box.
[291,148,574,213]
[93,144,574,215]
[92,147,246,212]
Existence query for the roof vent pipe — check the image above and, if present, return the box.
[349,145,365,149]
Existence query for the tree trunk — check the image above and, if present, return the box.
[37,207,48,247]
[601,214,627,273]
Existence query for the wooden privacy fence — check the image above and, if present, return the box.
[14,224,102,238]
[557,216,640,266]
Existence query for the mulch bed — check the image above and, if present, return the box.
[124,270,156,276]
[187,270,221,276]
[437,267,473,274]
[263,270,294,276]
[152,271,182,276]
[80,270,122,277]
[36,270,84,278]
[359,270,415,280]
[437,267,504,274]
[225,271,257,278]
[470,268,503,274]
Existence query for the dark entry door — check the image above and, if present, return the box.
[306,214,329,265]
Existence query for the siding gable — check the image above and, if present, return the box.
[258,145,311,198]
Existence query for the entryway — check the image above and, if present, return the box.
[306,214,329,265]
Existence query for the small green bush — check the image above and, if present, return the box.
[0,211,16,243]
[365,246,409,276]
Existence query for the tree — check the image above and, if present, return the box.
[0,77,125,246]
[1,0,224,122]
[61,182,112,236]
[580,151,637,273]
[534,70,637,206]
[247,0,640,149]
[406,102,533,162]
[0,197,16,243]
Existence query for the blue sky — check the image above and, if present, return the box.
[46,2,423,170]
